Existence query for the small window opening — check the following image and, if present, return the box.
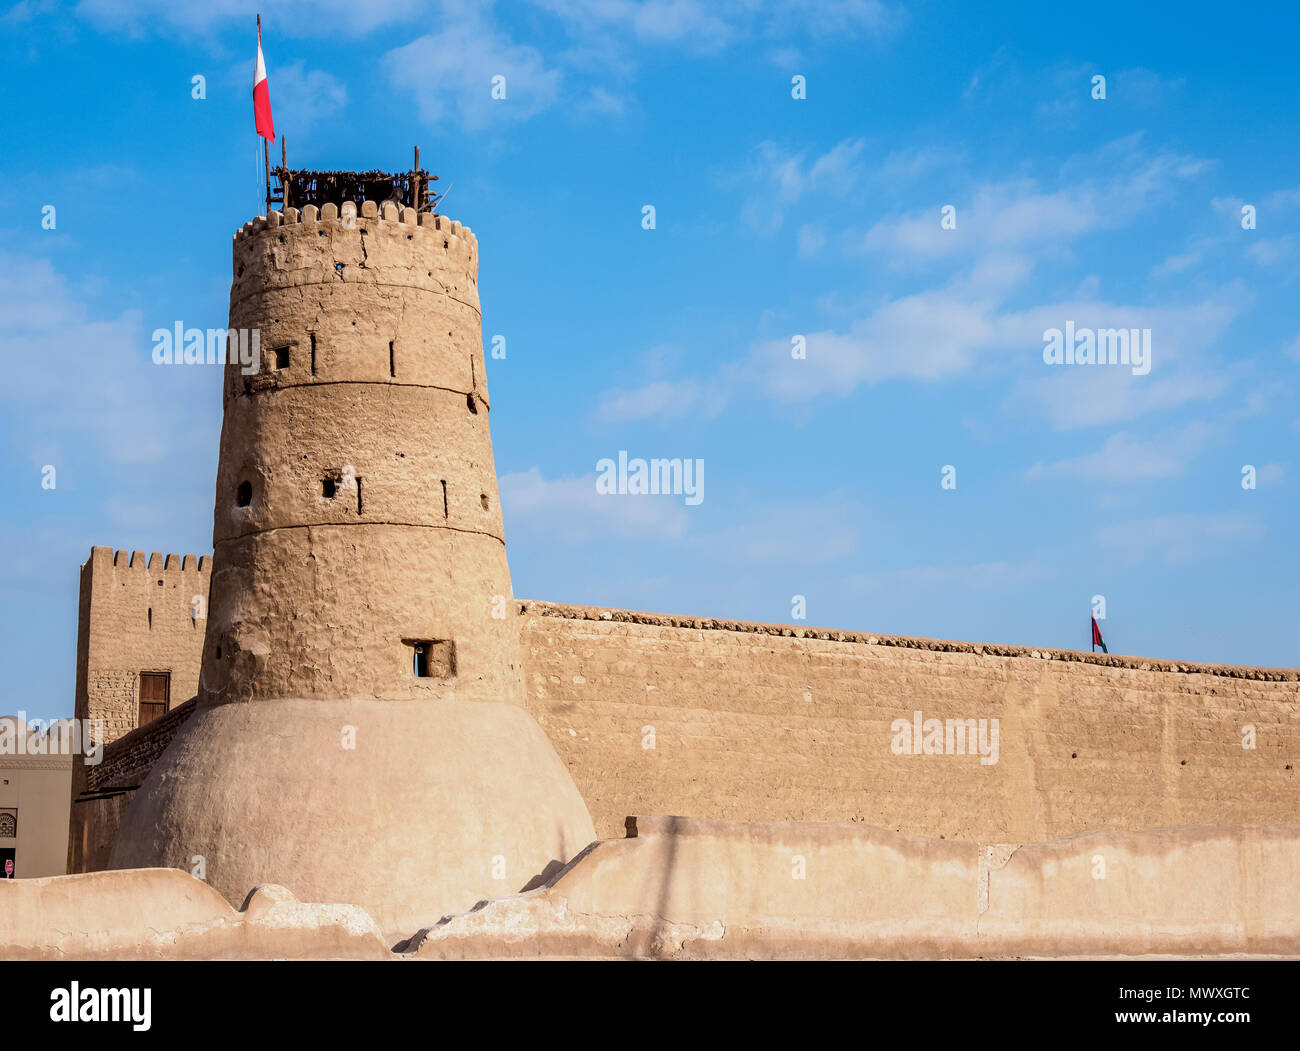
[466,392,478,415]
[441,479,448,519]
[480,493,489,510]
[147,608,152,629]
[273,346,290,370]
[322,477,338,499]
[389,341,396,378]
[356,477,363,515]
[310,333,317,375]
[408,639,455,679]
[236,481,252,507]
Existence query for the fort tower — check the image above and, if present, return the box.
[110,161,596,936]
[199,195,522,706]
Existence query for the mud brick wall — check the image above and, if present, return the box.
[68,548,210,872]
[517,602,1300,842]
[86,699,198,795]
[73,548,209,754]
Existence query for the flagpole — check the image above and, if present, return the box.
[258,15,270,215]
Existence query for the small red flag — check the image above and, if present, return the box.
[253,24,275,142]
[1091,616,1108,654]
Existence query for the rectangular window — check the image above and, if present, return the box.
[273,346,290,370]
[407,640,455,679]
[139,672,170,728]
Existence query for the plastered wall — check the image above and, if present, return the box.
[517,602,1300,842]
[0,756,72,879]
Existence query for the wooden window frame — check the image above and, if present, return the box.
[138,671,171,729]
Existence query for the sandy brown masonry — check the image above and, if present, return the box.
[517,600,1299,681]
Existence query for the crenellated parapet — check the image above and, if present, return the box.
[85,546,212,588]
[225,205,488,406]
[231,205,478,306]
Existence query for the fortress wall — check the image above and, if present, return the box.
[70,591,1299,870]
[74,548,210,749]
[87,698,198,794]
[65,791,135,876]
[69,699,201,873]
[517,602,1300,843]
[420,818,1300,959]
[68,548,209,872]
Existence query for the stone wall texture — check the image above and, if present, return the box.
[73,594,1299,869]
[68,547,210,872]
[73,548,209,752]
[516,602,1300,842]
[201,204,522,707]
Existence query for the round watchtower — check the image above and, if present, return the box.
[111,188,595,937]
[201,199,523,706]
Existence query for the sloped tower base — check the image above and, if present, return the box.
[109,698,597,939]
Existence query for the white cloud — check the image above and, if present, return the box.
[1256,462,1287,485]
[74,0,425,36]
[499,466,689,542]
[594,377,728,423]
[703,502,860,565]
[0,253,204,464]
[1245,236,1295,266]
[223,60,347,140]
[1096,512,1263,563]
[598,259,1244,427]
[1027,423,1216,483]
[734,138,867,230]
[856,138,1206,262]
[1152,237,1220,277]
[529,0,901,52]
[264,61,347,133]
[849,560,1052,595]
[796,223,826,258]
[384,17,562,130]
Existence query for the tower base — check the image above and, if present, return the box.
[109,698,597,940]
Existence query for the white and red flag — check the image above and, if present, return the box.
[253,19,275,142]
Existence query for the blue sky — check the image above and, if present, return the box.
[2,0,1297,721]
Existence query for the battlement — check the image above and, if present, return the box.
[84,546,211,582]
[229,204,481,329]
[234,205,477,264]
